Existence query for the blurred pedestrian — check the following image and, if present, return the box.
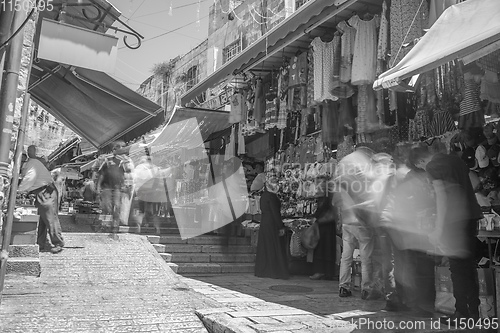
[96,141,134,229]
[410,146,482,324]
[19,148,64,253]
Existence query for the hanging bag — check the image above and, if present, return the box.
[300,222,320,250]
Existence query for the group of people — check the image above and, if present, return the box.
[254,140,483,325]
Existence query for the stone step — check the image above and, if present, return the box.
[6,257,41,276]
[118,226,180,234]
[170,253,255,264]
[162,244,256,254]
[177,263,254,275]
[8,244,39,258]
[159,235,251,246]
[159,253,172,263]
[164,262,178,274]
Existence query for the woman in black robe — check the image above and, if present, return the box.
[254,175,289,279]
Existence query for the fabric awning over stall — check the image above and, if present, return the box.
[28,0,164,149]
[373,0,500,91]
[128,107,231,163]
[29,60,164,149]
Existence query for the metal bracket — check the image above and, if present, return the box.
[50,0,144,50]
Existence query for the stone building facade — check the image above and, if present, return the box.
[138,0,310,113]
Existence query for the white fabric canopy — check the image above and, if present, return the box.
[373,0,500,90]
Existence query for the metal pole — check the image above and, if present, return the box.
[0,3,28,179]
[0,7,16,77]
[0,93,31,298]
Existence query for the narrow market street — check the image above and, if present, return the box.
[0,229,494,333]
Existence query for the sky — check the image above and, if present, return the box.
[108,0,213,90]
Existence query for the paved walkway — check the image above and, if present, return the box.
[0,233,217,333]
[1,232,494,333]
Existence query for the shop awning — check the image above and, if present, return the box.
[28,0,164,149]
[181,0,383,106]
[128,107,231,163]
[373,0,500,91]
[47,137,81,163]
[29,59,164,149]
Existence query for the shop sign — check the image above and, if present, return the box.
[201,86,234,110]
[38,18,118,72]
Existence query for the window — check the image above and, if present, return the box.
[186,65,199,91]
[223,39,242,64]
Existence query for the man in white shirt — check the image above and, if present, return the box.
[18,153,64,253]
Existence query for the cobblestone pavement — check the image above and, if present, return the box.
[0,233,218,333]
[181,274,494,333]
[1,232,494,333]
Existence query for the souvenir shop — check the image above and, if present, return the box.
[221,0,500,305]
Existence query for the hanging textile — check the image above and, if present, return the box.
[481,71,500,104]
[336,135,355,161]
[237,126,246,155]
[311,37,339,102]
[229,93,243,124]
[278,64,289,129]
[224,127,235,161]
[306,49,315,107]
[321,101,340,145]
[377,0,389,61]
[337,20,356,83]
[356,85,378,133]
[428,0,462,28]
[429,109,456,136]
[389,0,428,68]
[408,108,432,140]
[288,51,308,110]
[253,78,265,124]
[349,14,380,85]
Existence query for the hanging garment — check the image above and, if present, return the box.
[349,14,380,85]
[377,0,389,60]
[288,51,308,89]
[225,126,236,160]
[459,78,482,117]
[337,98,355,139]
[390,0,428,68]
[229,93,243,124]
[481,70,500,104]
[306,49,315,107]
[356,85,379,133]
[428,0,462,28]
[331,32,354,99]
[477,50,500,73]
[337,20,356,83]
[311,37,339,102]
[429,109,457,137]
[336,136,355,161]
[321,101,340,146]
[237,127,246,155]
[408,108,432,140]
[253,78,265,124]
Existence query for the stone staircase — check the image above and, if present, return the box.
[148,234,256,275]
[5,244,41,276]
[89,215,257,275]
